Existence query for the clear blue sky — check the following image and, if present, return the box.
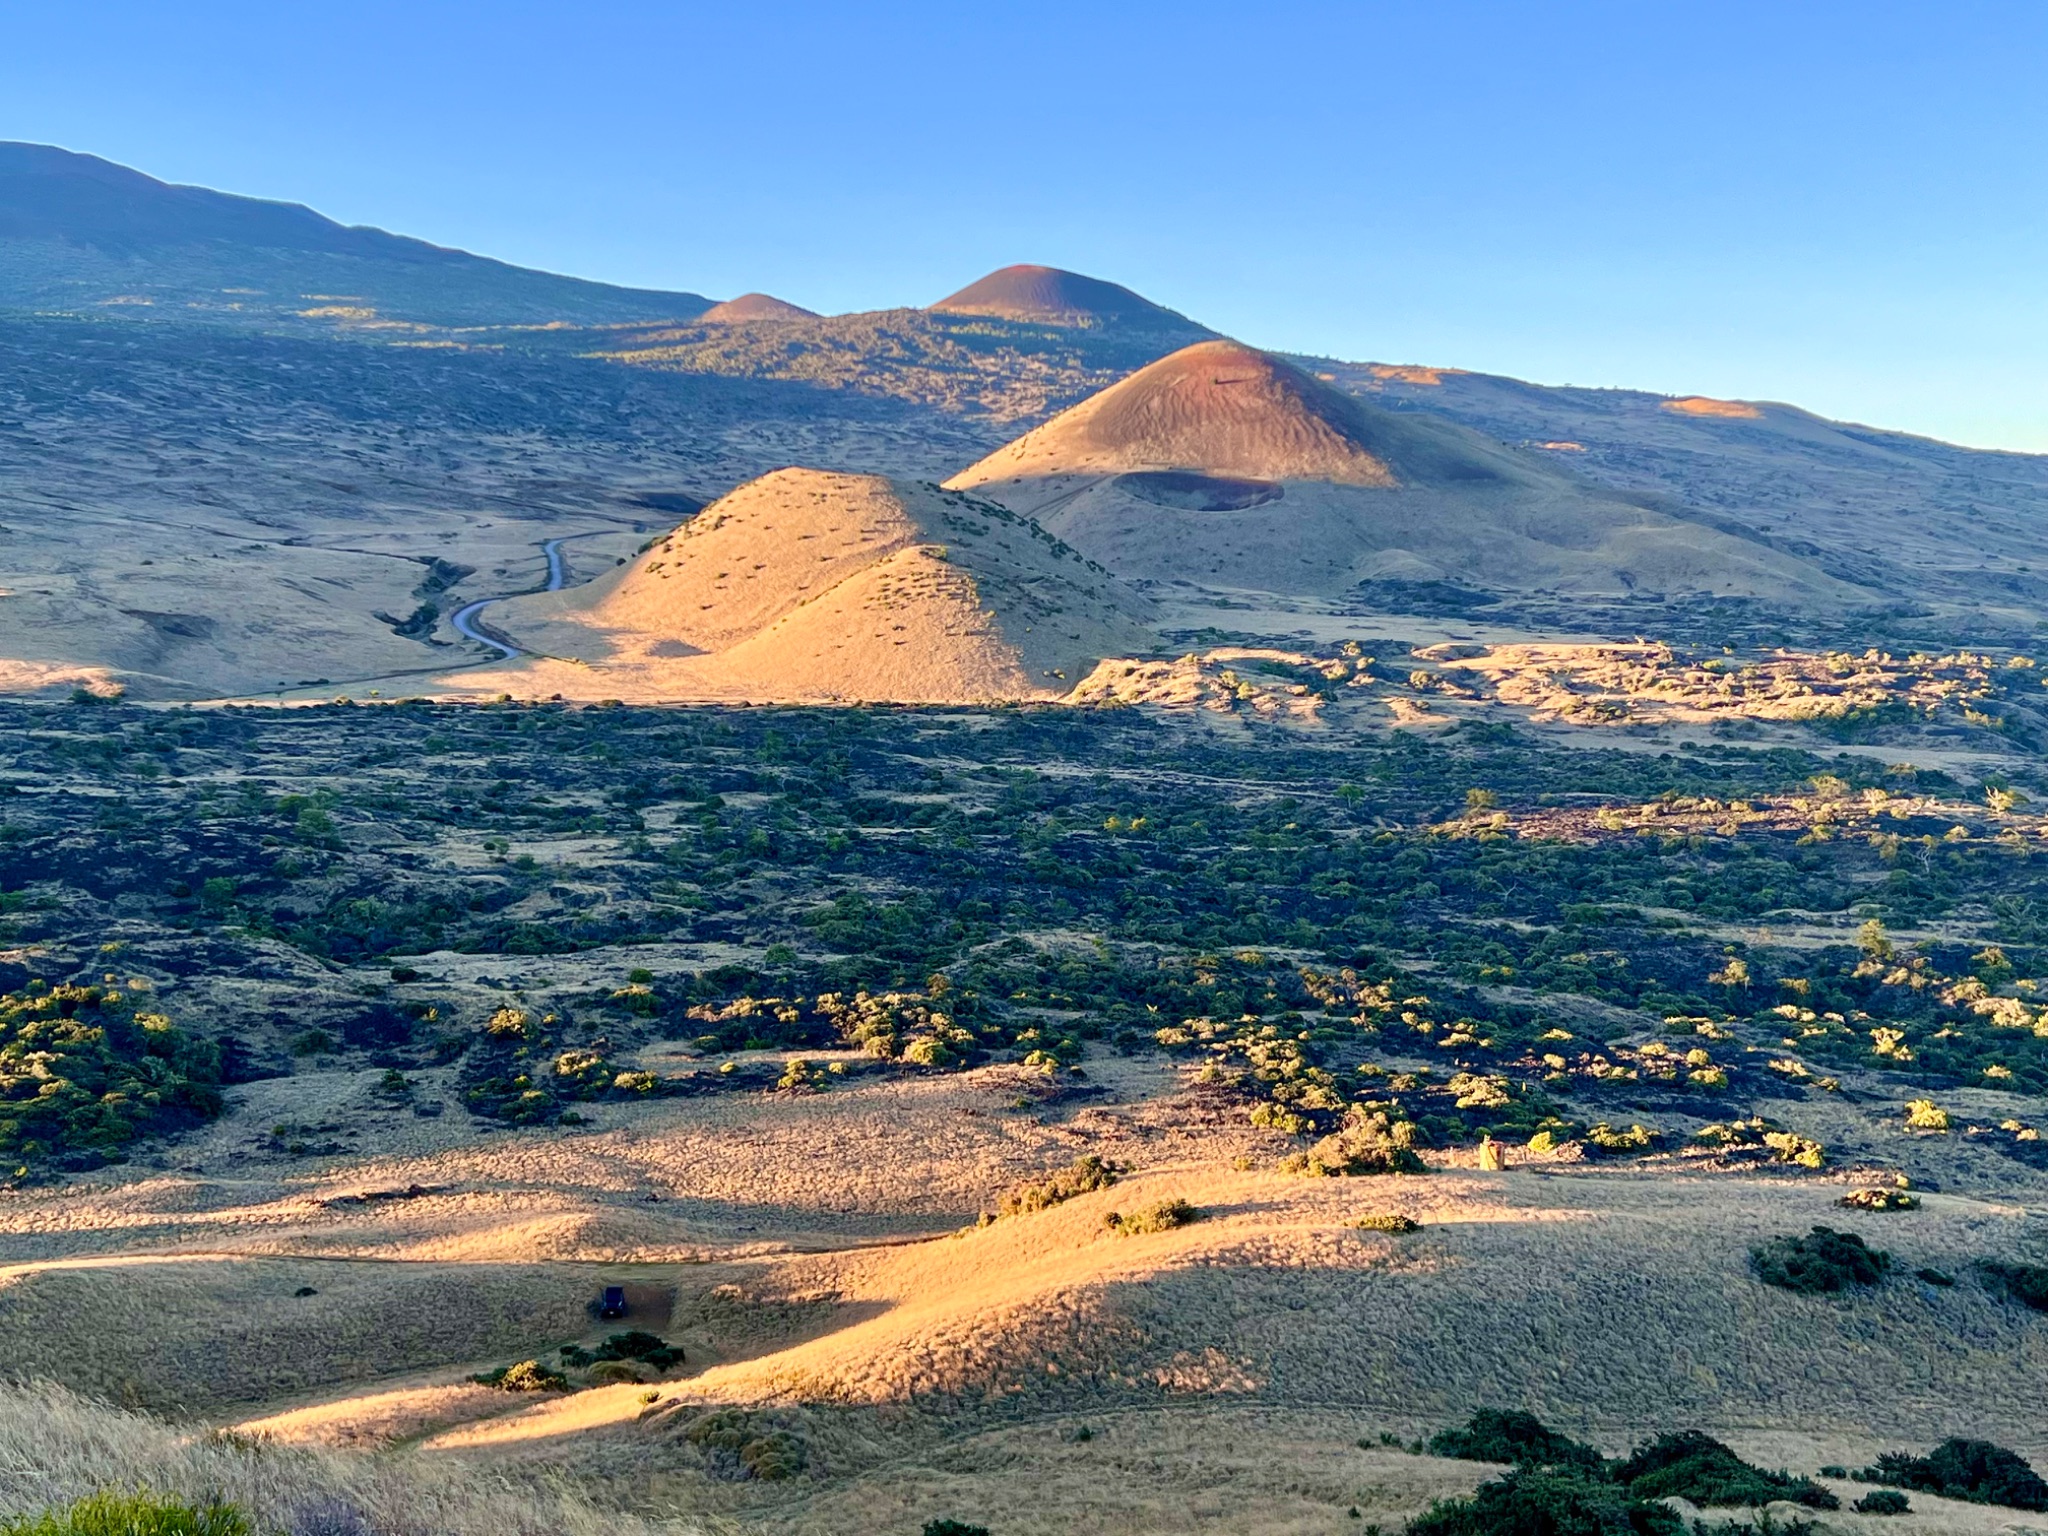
[5,1,2045,450]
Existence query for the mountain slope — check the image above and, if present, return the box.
[0,141,709,326]
[1314,356,2048,623]
[470,468,1158,702]
[949,340,1869,609]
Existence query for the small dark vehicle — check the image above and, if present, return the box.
[598,1285,627,1319]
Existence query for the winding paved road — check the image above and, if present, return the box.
[450,536,574,659]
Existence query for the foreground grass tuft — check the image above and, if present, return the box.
[0,1493,246,1536]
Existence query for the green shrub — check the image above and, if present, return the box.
[1616,1431,1838,1510]
[0,1492,248,1536]
[997,1154,1117,1217]
[1102,1198,1200,1236]
[560,1330,685,1370]
[1428,1408,1604,1472]
[1286,1111,1427,1176]
[1405,1470,1682,1536]
[1837,1188,1918,1212]
[1585,1123,1659,1156]
[0,985,223,1171]
[472,1359,567,1392]
[1353,1212,1421,1233]
[1978,1260,2048,1312]
[922,1524,990,1536]
[1859,1439,2048,1511]
[1854,1489,1909,1514]
[1751,1227,1889,1293]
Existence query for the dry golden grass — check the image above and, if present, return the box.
[10,1055,2048,1532]
[0,1382,712,1536]
[1663,395,1765,419]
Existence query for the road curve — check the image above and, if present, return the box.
[450,537,575,660]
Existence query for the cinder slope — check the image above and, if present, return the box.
[698,292,819,322]
[950,340,1870,607]
[479,468,1156,702]
[930,264,1199,329]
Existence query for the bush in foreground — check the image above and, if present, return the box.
[1853,1489,1909,1514]
[1751,1227,1889,1293]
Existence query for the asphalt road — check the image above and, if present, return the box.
[450,537,571,659]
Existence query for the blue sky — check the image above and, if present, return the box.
[5,1,2045,450]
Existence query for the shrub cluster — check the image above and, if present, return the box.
[1102,1198,1200,1236]
[1353,1212,1421,1234]
[1837,1187,1918,1211]
[456,1006,657,1123]
[470,1358,568,1392]
[559,1330,685,1372]
[995,1154,1117,1217]
[0,983,223,1174]
[1283,1109,1427,1176]
[1617,1431,1836,1509]
[679,1407,808,1480]
[1854,1438,2048,1510]
[1416,1413,1838,1534]
[1406,1468,1684,1536]
[1751,1227,1889,1292]
[1978,1259,2048,1312]
[1427,1408,1604,1473]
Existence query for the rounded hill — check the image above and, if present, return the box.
[468,468,1157,703]
[929,264,1196,329]
[698,292,819,323]
[949,341,1868,608]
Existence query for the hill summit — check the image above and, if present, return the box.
[954,338,1404,487]
[950,340,1865,607]
[929,264,1196,329]
[699,292,819,322]
[469,469,1157,703]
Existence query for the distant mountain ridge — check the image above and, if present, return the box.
[0,140,711,327]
